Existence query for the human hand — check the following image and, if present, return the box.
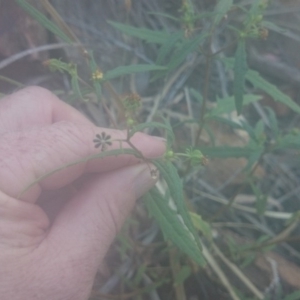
[0,87,165,300]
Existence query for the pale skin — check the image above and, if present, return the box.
[0,86,165,300]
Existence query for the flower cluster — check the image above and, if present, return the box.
[123,93,141,113]
[185,148,208,166]
[92,70,104,81]
[241,0,269,40]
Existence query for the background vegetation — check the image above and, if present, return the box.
[1,0,300,299]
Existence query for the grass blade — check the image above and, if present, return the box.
[16,0,72,43]
[156,32,183,65]
[104,65,166,81]
[234,39,248,114]
[213,0,233,26]
[108,21,169,44]
[246,69,300,114]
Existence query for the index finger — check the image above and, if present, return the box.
[0,121,166,202]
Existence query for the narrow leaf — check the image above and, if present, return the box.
[246,70,300,114]
[15,0,72,43]
[144,188,205,266]
[108,21,169,44]
[245,148,263,171]
[265,107,279,137]
[151,160,203,255]
[199,146,255,158]
[147,11,179,22]
[156,32,183,65]
[167,32,207,72]
[213,0,233,26]
[234,39,248,114]
[104,65,166,81]
[261,21,287,34]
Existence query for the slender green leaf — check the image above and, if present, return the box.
[213,0,233,26]
[144,187,205,266]
[199,146,256,158]
[167,32,207,72]
[245,148,263,171]
[156,32,183,65]
[147,11,179,22]
[151,160,203,257]
[104,65,166,81]
[246,70,300,114]
[207,94,261,117]
[15,0,72,43]
[108,21,169,44]
[262,21,287,34]
[234,39,248,114]
[223,55,298,123]
[265,107,279,138]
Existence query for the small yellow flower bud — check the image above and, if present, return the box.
[92,70,104,81]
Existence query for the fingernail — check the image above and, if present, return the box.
[131,164,158,198]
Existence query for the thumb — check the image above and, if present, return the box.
[43,163,156,273]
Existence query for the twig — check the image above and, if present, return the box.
[184,87,196,145]
[201,241,240,300]
[193,189,292,220]
[0,43,70,70]
[212,242,265,300]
